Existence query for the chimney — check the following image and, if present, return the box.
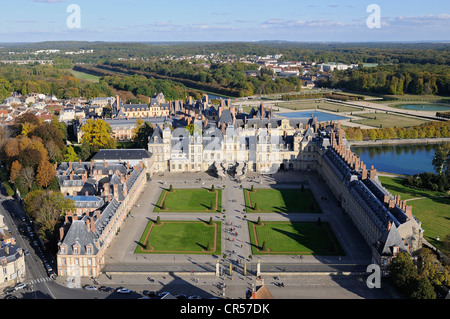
[361,164,367,180]
[90,218,96,234]
[113,184,119,200]
[369,165,377,180]
[405,205,412,220]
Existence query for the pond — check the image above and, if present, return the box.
[392,104,450,111]
[351,143,441,175]
[277,110,350,122]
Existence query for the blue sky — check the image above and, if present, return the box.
[0,0,449,42]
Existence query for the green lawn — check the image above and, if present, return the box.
[135,220,221,254]
[352,112,429,128]
[244,188,321,213]
[69,69,101,83]
[378,175,450,254]
[154,188,222,212]
[248,221,344,255]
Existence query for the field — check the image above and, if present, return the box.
[135,220,221,254]
[154,188,222,213]
[378,176,450,254]
[276,100,362,113]
[69,69,101,83]
[244,188,321,213]
[352,112,429,128]
[248,221,344,255]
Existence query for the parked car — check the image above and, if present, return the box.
[14,283,27,291]
[83,285,98,291]
[176,294,187,299]
[188,295,202,299]
[158,291,170,298]
[3,286,15,294]
[99,286,114,292]
[116,287,131,294]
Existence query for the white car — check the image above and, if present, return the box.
[83,285,98,291]
[14,283,27,291]
[116,288,131,294]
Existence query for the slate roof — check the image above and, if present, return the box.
[92,149,151,161]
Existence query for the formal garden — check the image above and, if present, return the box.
[153,185,222,213]
[135,218,221,254]
[244,186,321,214]
[248,219,345,256]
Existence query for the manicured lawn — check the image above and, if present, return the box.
[69,69,100,83]
[378,176,446,200]
[378,175,450,255]
[135,220,221,254]
[352,112,428,128]
[248,221,344,255]
[154,188,222,212]
[244,188,321,213]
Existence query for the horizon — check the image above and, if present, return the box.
[0,0,449,43]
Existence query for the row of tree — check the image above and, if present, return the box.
[345,121,450,141]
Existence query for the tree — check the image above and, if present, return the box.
[156,216,161,225]
[208,217,213,226]
[24,190,75,241]
[63,145,79,162]
[409,276,436,299]
[9,160,22,183]
[261,241,268,252]
[432,142,450,175]
[36,160,56,188]
[257,217,262,226]
[81,119,116,150]
[388,252,418,295]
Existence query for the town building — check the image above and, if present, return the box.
[55,160,146,278]
[0,214,26,288]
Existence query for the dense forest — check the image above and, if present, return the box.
[1,41,449,100]
[319,63,450,96]
[0,63,188,102]
[2,41,449,65]
[0,64,113,101]
[101,60,301,97]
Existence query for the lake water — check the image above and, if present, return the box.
[278,110,349,122]
[351,144,441,175]
[394,104,450,111]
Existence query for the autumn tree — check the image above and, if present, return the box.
[24,190,75,241]
[81,119,116,151]
[9,160,22,183]
[36,160,56,188]
[63,145,79,162]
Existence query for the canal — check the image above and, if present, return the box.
[351,143,442,175]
